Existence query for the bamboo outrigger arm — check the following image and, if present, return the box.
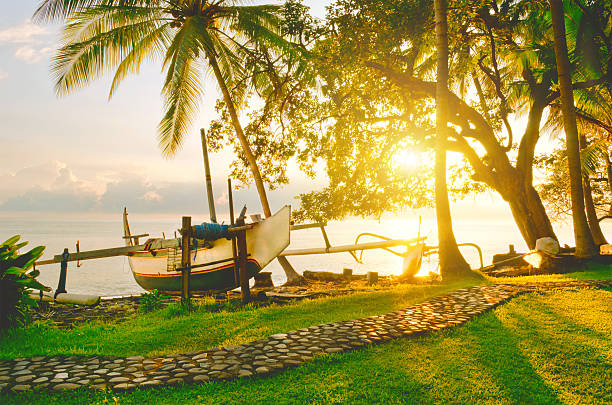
[279,237,426,257]
[34,239,181,266]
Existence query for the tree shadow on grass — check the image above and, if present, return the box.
[465,313,564,404]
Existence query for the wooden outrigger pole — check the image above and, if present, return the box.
[201,128,217,223]
[279,237,426,257]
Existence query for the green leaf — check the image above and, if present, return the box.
[1,235,20,247]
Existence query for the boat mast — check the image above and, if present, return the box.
[200,128,217,223]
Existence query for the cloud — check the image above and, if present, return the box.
[15,45,53,64]
[0,20,49,44]
[0,161,317,215]
[0,69,6,80]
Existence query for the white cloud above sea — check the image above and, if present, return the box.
[15,45,53,64]
[0,20,50,44]
[0,161,307,216]
[0,19,55,65]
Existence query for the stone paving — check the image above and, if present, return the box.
[1,280,610,393]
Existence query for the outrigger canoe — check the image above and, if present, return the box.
[123,206,290,294]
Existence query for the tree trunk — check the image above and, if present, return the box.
[207,51,306,285]
[583,175,607,245]
[502,179,557,249]
[580,136,607,245]
[549,0,597,258]
[434,0,481,281]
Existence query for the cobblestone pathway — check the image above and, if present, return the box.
[1,280,610,393]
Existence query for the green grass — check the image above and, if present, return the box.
[489,261,612,284]
[0,281,475,359]
[2,287,610,404]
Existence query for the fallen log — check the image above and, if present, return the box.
[302,270,367,282]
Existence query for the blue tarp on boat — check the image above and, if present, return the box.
[192,222,231,241]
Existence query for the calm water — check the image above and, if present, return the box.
[1,214,607,296]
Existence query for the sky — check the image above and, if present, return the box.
[0,0,518,222]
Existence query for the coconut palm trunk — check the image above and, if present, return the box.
[583,174,607,245]
[207,51,305,285]
[549,0,597,258]
[434,0,480,280]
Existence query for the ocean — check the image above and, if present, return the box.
[1,214,607,296]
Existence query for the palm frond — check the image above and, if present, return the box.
[33,0,157,22]
[52,5,164,96]
[109,22,172,98]
[158,17,204,157]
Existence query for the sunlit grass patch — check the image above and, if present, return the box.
[2,287,610,404]
[0,281,474,359]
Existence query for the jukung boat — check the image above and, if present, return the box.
[122,206,290,294]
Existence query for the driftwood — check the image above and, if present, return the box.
[303,270,367,282]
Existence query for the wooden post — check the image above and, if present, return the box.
[236,217,251,303]
[55,248,69,298]
[201,128,217,223]
[367,271,378,285]
[181,216,192,309]
[228,178,239,286]
[343,268,353,279]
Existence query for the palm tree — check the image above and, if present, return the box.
[549,0,598,258]
[34,0,306,284]
[434,0,480,280]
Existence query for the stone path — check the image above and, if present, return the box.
[1,280,610,393]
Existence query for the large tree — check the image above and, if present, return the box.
[34,0,307,284]
[434,0,477,279]
[549,0,597,257]
[256,0,612,251]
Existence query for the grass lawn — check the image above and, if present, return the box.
[0,282,476,359]
[2,285,610,404]
[1,266,610,403]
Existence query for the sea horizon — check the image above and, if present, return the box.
[2,213,605,297]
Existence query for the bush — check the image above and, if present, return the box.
[0,235,49,331]
[139,289,167,313]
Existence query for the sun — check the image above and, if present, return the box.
[392,149,421,170]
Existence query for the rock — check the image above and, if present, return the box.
[12,384,32,391]
[210,364,228,371]
[139,380,162,387]
[535,237,560,256]
[255,366,270,374]
[238,369,253,377]
[109,377,130,383]
[16,375,35,383]
[114,383,136,390]
[325,347,344,353]
[270,334,288,339]
[32,377,49,383]
[193,374,210,383]
[53,383,81,390]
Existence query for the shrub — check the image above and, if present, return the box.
[139,289,167,313]
[0,235,49,331]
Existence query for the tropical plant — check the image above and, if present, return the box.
[138,288,167,312]
[34,0,306,284]
[0,235,49,331]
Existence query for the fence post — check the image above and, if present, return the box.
[55,248,69,298]
[181,216,192,309]
[236,217,251,303]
